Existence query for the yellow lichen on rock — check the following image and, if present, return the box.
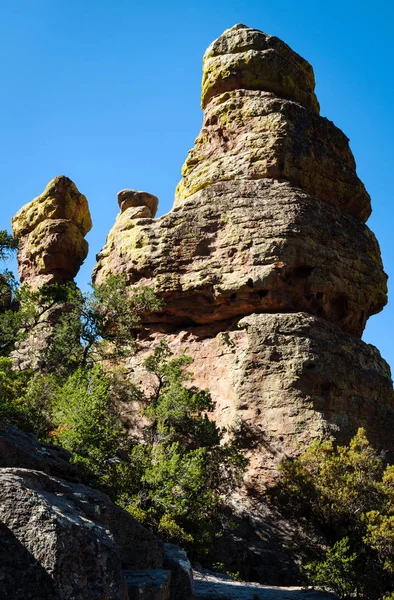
[12,176,92,287]
[175,88,371,219]
[12,176,92,238]
[201,24,319,113]
[93,196,155,284]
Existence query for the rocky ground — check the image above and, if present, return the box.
[193,569,336,600]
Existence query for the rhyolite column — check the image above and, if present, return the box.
[94,24,394,486]
[11,176,92,369]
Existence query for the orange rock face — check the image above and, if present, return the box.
[94,25,393,484]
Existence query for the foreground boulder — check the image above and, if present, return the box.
[0,422,168,599]
[0,468,128,600]
[0,467,164,599]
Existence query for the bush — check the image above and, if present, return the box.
[303,537,357,599]
[49,365,122,475]
[102,342,247,554]
[271,429,394,599]
[0,357,57,438]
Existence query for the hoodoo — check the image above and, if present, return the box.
[12,175,92,288]
[11,176,92,370]
[95,24,394,485]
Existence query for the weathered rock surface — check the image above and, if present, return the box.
[118,189,159,217]
[0,420,79,481]
[201,24,320,114]
[12,175,92,287]
[124,569,171,600]
[95,179,386,336]
[0,468,128,600]
[175,90,371,220]
[163,543,194,600]
[127,312,394,485]
[0,422,169,599]
[0,432,163,571]
[93,23,393,497]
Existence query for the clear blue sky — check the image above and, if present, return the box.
[1,0,393,372]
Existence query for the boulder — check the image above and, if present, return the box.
[124,569,171,600]
[163,543,194,600]
[0,468,128,600]
[201,24,319,114]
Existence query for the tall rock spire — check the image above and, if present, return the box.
[94,26,393,483]
[11,176,92,370]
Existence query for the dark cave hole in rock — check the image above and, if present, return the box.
[305,362,316,370]
[330,294,349,321]
[293,265,314,280]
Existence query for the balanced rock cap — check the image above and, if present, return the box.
[117,189,159,218]
[12,175,92,238]
[12,176,92,286]
[202,24,320,113]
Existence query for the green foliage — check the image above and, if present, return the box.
[50,365,123,474]
[275,429,384,536]
[0,266,246,558]
[0,230,18,261]
[272,429,394,599]
[45,275,161,372]
[0,230,18,324]
[0,281,79,358]
[0,274,161,370]
[303,538,357,599]
[85,275,160,361]
[0,357,32,428]
[103,342,247,554]
[0,357,54,438]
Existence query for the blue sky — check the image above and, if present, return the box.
[1,0,393,371]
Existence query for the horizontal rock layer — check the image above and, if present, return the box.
[94,179,386,336]
[176,90,371,220]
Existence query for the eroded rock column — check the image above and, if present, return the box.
[94,25,393,485]
[11,176,92,369]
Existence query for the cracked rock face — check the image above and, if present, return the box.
[175,90,371,220]
[94,24,393,482]
[95,179,385,336]
[136,313,394,487]
[201,24,320,114]
[12,176,92,287]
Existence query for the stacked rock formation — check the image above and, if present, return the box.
[12,175,92,288]
[11,176,92,370]
[94,25,394,487]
